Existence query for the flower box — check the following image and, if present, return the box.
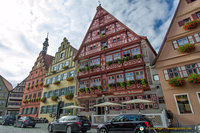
[65,93,74,100]
[40,82,43,86]
[66,77,74,81]
[183,20,198,30]
[44,84,49,87]
[35,84,38,87]
[31,85,34,89]
[27,87,30,90]
[51,70,56,74]
[187,74,200,84]
[53,81,60,85]
[177,44,195,53]
[41,97,47,103]
[31,98,35,102]
[168,77,185,87]
[51,96,59,101]
[36,97,41,101]
[62,66,69,69]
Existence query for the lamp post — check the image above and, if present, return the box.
[56,97,64,119]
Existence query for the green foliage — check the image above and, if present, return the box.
[177,44,195,53]
[65,93,74,100]
[141,79,146,86]
[51,96,59,101]
[102,46,105,50]
[187,74,200,84]
[97,85,101,91]
[100,33,104,37]
[120,82,125,87]
[85,87,89,93]
[183,20,198,30]
[89,87,93,92]
[41,97,46,103]
[126,81,131,87]
[168,77,185,87]
[108,84,111,89]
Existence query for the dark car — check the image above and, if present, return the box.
[14,116,36,128]
[48,116,91,133]
[0,116,15,125]
[97,114,153,133]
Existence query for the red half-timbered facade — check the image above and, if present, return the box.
[19,37,53,118]
[75,5,165,115]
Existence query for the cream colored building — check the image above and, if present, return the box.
[38,38,77,121]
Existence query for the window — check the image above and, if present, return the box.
[33,93,36,98]
[106,55,112,62]
[112,115,124,122]
[91,78,101,87]
[196,92,200,104]
[43,92,47,98]
[185,64,199,75]
[117,38,120,42]
[174,94,193,114]
[0,85,2,90]
[52,105,57,113]
[29,94,32,99]
[25,95,28,100]
[0,101,5,105]
[55,90,59,96]
[167,68,179,78]
[114,53,121,60]
[102,42,107,47]
[183,18,190,23]
[126,72,134,81]
[131,48,140,56]
[153,75,159,81]
[61,88,65,95]
[80,81,89,89]
[116,74,124,83]
[90,58,100,66]
[197,12,200,18]
[101,30,105,35]
[158,97,165,104]
[79,62,88,69]
[135,71,144,80]
[108,76,115,84]
[177,37,189,46]
[194,33,200,42]
[123,50,130,57]
[113,39,116,43]
[60,52,65,58]
[49,91,53,97]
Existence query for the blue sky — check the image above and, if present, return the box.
[0,0,179,87]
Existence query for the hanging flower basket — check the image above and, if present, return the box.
[177,44,195,53]
[183,20,198,30]
[65,93,74,100]
[66,77,74,81]
[51,96,59,101]
[44,84,49,87]
[168,77,185,87]
[40,82,43,86]
[53,81,60,85]
[187,74,200,84]
[41,97,47,103]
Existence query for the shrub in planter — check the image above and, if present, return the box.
[177,44,195,53]
[141,79,146,86]
[102,46,105,50]
[123,57,128,62]
[51,96,59,101]
[44,84,49,87]
[126,81,131,87]
[97,85,101,91]
[23,100,27,103]
[106,61,112,66]
[116,82,121,87]
[66,77,74,81]
[35,84,38,87]
[100,33,104,37]
[41,97,47,103]
[36,97,41,101]
[65,93,74,100]
[196,18,200,24]
[183,20,198,30]
[136,54,141,59]
[27,99,31,102]
[31,98,35,102]
[108,84,111,89]
[89,87,93,92]
[78,88,82,93]
[187,74,200,84]
[40,82,43,86]
[96,64,101,68]
[85,87,89,93]
[130,80,135,84]
[120,82,125,87]
[53,81,60,85]
[168,77,185,87]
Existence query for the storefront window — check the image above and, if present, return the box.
[175,94,193,114]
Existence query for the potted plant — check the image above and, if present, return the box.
[40,82,43,86]
[85,87,89,93]
[100,33,104,37]
[27,99,31,103]
[97,85,101,91]
[53,81,60,85]
[89,87,93,92]
[136,54,141,59]
[51,96,59,101]
[168,77,185,87]
[36,97,40,101]
[66,76,74,81]
[41,97,47,103]
[65,93,74,100]
[177,44,195,53]
[126,81,131,87]
[108,84,111,89]
[183,20,198,30]
[141,79,146,86]
[31,98,35,102]
[102,46,105,50]
[187,74,200,84]
[44,84,49,87]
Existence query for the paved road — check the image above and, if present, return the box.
[0,123,97,133]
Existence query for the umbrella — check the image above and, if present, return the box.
[62,105,84,109]
[122,99,152,113]
[94,102,121,107]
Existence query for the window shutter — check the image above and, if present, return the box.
[59,89,62,96]
[178,67,183,77]
[164,70,169,80]
[47,92,50,98]
[192,13,198,20]
[186,0,191,3]
[194,34,200,42]
[181,66,188,77]
[172,41,178,48]
[178,21,184,26]
[188,36,194,44]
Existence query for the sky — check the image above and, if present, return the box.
[0,0,179,88]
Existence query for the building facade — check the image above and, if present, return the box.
[154,0,200,125]
[38,38,77,121]
[7,78,26,117]
[74,5,165,116]
[20,37,53,118]
[0,75,13,116]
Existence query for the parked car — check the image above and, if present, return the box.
[14,116,36,128]
[0,115,15,125]
[97,114,153,133]
[48,115,91,133]
[0,116,3,125]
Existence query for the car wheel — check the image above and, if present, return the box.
[32,125,35,128]
[2,121,6,125]
[82,130,87,133]
[66,126,72,133]
[48,125,53,133]
[21,123,25,128]
[99,128,108,133]
[134,126,145,133]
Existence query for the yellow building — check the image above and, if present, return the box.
[38,38,77,121]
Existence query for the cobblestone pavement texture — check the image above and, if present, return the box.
[0,123,97,133]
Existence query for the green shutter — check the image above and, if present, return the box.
[44,106,47,114]
[59,89,62,96]
[47,92,50,98]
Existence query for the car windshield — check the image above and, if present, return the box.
[26,117,35,120]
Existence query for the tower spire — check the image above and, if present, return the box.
[41,33,49,55]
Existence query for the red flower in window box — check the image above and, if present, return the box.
[183,20,198,30]
[65,93,74,100]
[187,74,200,84]
[53,81,60,85]
[168,77,185,87]
[177,44,195,53]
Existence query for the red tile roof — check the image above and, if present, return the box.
[0,75,13,91]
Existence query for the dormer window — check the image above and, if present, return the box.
[60,52,65,58]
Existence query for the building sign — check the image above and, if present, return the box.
[113,89,144,96]
[78,94,97,99]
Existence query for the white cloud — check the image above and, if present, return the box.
[0,0,179,87]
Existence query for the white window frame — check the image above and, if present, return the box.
[196,92,200,104]
[174,93,194,115]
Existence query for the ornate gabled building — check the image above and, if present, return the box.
[74,5,165,116]
[20,36,53,118]
[38,38,77,121]
[7,78,27,117]
[0,75,13,116]
[154,0,200,125]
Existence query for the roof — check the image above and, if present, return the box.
[44,54,54,68]
[74,5,157,60]
[0,75,13,91]
[152,1,181,65]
